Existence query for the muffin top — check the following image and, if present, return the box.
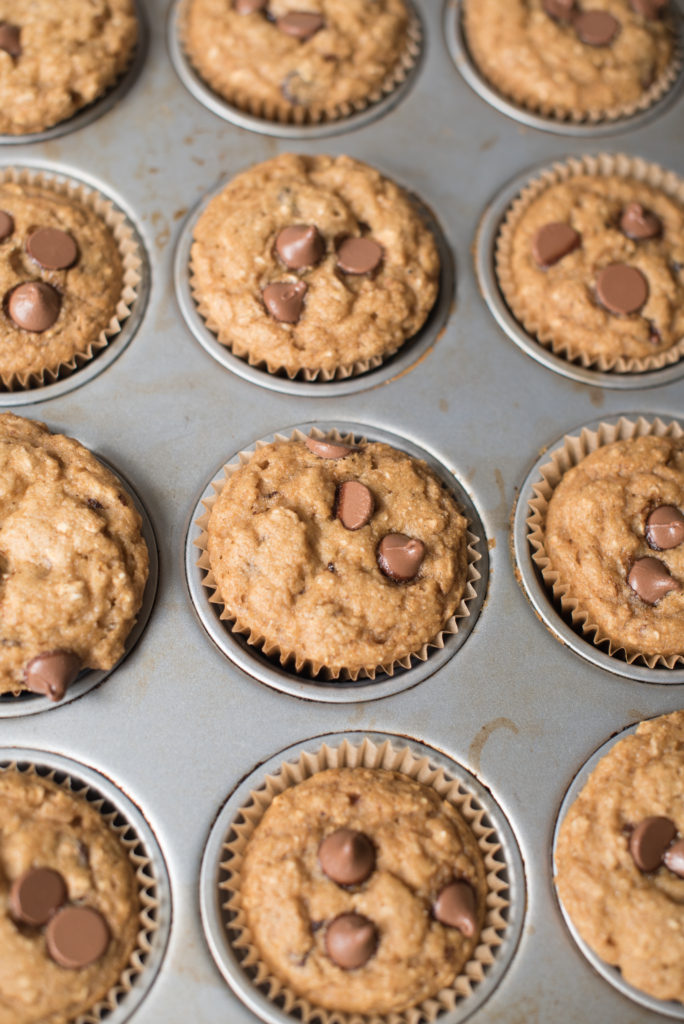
[463,0,674,120]
[0,413,149,699]
[555,711,684,1003]
[241,766,487,1014]
[183,0,413,120]
[0,0,138,135]
[0,768,140,1024]
[190,153,440,378]
[498,173,684,366]
[206,436,469,676]
[544,435,684,657]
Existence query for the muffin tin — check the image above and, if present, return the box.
[2,0,684,1021]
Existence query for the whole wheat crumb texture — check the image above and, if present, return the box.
[556,711,684,1003]
[207,438,468,674]
[190,154,440,377]
[0,769,139,1024]
[545,436,684,657]
[183,0,411,118]
[0,413,149,697]
[241,767,487,1014]
[0,0,138,135]
[464,0,673,119]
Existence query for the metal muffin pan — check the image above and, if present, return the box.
[2,0,684,1020]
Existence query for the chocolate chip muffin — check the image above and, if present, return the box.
[190,153,440,379]
[463,0,675,122]
[0,413,149,701]
[204,433,471,678]
[240,766,487,1014]
[555,711,684,1003]
[0,1,138,135]
[0,767,140,1024]
[182,0,416,124]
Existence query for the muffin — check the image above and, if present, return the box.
[0,0,138,136]
[182,0,418,124]
[496,158,684,372]
[0,767,140,1024]
[190,153,440,380]
[202,431,473,678]
[463,0,676,123]
[0,413,149,700]
[555,711,684,1004]
[0,172,140,390]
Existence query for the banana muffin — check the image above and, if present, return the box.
[205,434,470,677]
[0,0,138,136]
[0,413,149,700]
[190,153,440,379]
[240,766,487,1014]
[0,767,140,1024]
[556,711,684,1003]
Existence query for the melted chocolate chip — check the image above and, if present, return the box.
[0,210,14,241]
[433,881,478,937]
[325,913,377,969]
[532,222,581,268]
[305,437,355,459]
[319,829,375,885]
[574,10,621,45]
[9,868,67,926]
[46,906,110,969]
[620,202,662,241]
[629,816,676,871]
[275,225,324,269]
[377,534,425,582]
[596,264,648,315]
[630,0,668,16]
[27,228,78,271]
[233,0,267,12]
[542,0,575,20]
[628,557,680,604]
[336,481,374,530]
[263,280,307,323]
[0,23,21,58]
[23,651,81,701]
[663,838,684,878]
[8,282,61,332]
[277,12,325,39]
[336,237,383,275]
[646,506,684,550]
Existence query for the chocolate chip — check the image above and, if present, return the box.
[542,0,575,20]
[433,881,478,937]
[275,225,324,270]
[8,282,61,332]
[532,222,581,268]
[629,816,676,871]
[263,280,307,323]
[337,237,383,275]
[664,838,684,878]
[0,210,14,241]
[630,0,668,16]
[628,557,680,604]
[336,481,374,531]
[596,264,648,315]
[23,651,81,701]
[319,829,375,886]
[325,913,377,969]
[9,868,67,926]
[646,506,684,550]
[87,498,104,510]
[280,70,316,105]
[46,906,110,969]
[574,10,620,45]
[377,534,425,582]
[277,12,325,39]
[27,228,78,271]
[620,202,662,241]
[305,437,355,459]
[0,23,21,58]
[233,0,267,12]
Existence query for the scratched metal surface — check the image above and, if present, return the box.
[1,1,684,1021]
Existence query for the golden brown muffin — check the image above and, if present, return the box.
[0,413,149,700]
[556,711,684,1004]
[0,768,140,1024]
[0,0,138,136]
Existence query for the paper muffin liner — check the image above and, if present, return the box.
[496,153,684,375]
[195,426,482,681]
[219,735,511,1024]
[464,4,682,125]
[0,167,142,392]
[179,0,422,129]
[527,415,684,669]
[0,758,161,1024]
